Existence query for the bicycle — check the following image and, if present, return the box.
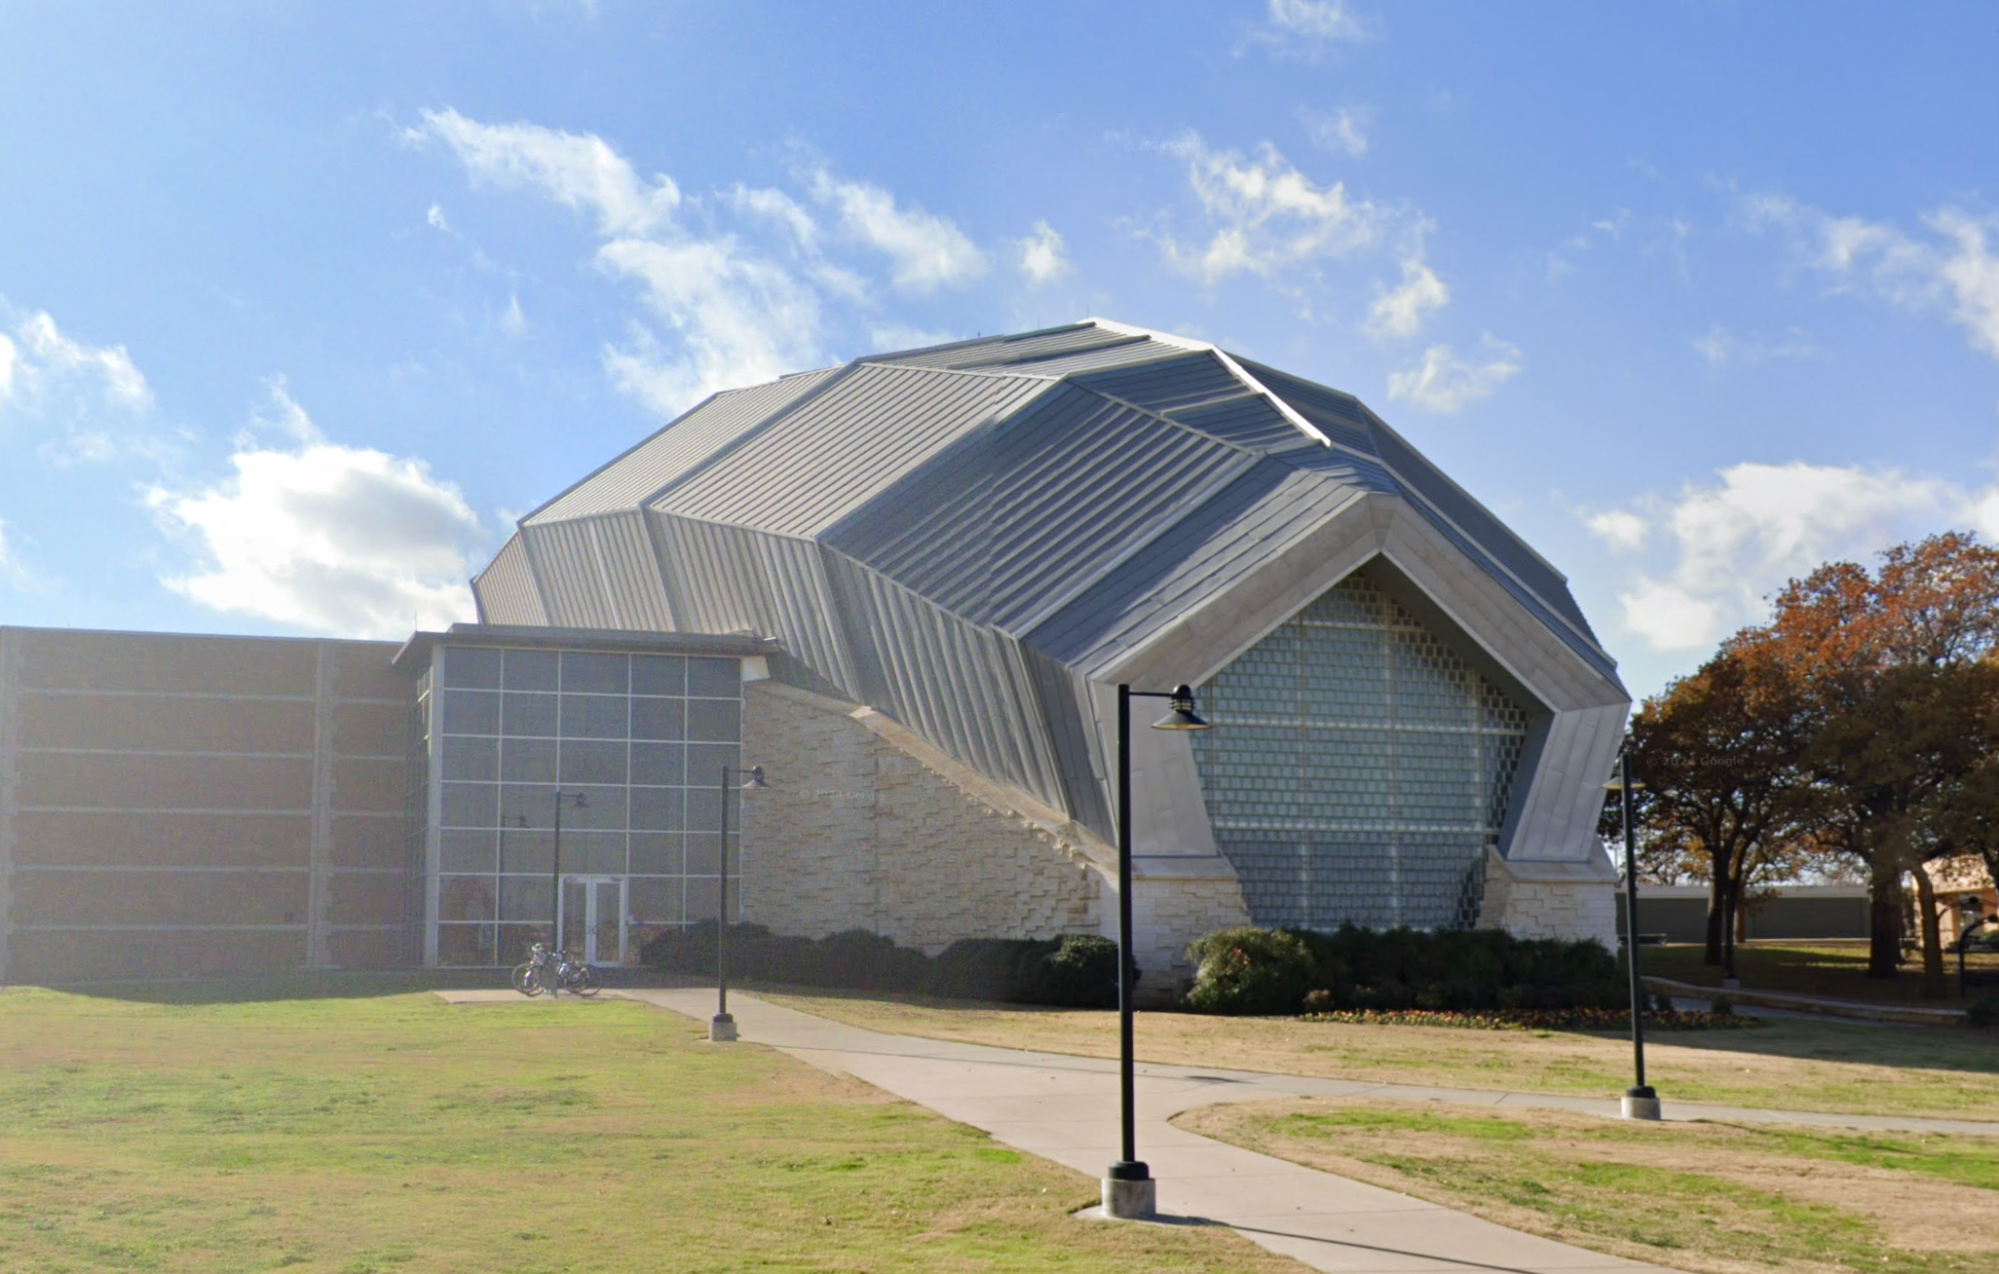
[510,942,599,997]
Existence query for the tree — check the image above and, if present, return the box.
[1626,643,1806,970]
[1756,533,1999,986]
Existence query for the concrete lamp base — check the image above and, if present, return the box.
[709,1014,738,1043]
[1102,1163,1155,1220]
[1621,1087,1661,1121]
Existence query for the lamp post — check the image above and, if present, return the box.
[1103,683,1211,1221]
[1604,751,1660,1121]
[710,763,767,1043]
[549,789,587,962]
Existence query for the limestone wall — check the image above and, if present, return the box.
[739,681,1103,952]
[1478,847,1619,949]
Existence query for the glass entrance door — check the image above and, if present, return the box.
[557,876,627,965]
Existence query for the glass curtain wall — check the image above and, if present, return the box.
[429,645,743,966]
[1191,571,1530,932]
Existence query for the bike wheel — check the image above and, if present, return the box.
[575,964,601,997]
[511,962,541,997]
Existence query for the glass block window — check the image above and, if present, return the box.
[429,644,743,966]
[1192,570,1531,932]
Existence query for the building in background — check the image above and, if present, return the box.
[0,628,409,982]
[0,319,1632,984]
[473,319,1632,978]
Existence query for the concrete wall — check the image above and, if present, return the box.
[0,628,412,982]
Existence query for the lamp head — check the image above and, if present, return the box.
[1151,684,1212,731]
[739,764,768,791]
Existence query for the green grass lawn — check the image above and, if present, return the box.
[759,985,1999,1122]
[1645,941,1999,1006]
[0,987,1303,1274]
[1179,1098,1999,1274]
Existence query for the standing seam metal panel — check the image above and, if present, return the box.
[652,364,1050,537]
[1024,462,1366,668]
[749,530,862,698]
[870,324,1134,370]
[520,521,616,628]
[648,512,775,637]
[828,387,1256,633]
[1072,351,1247,413]
[471,532,549,626]
[820,551,1065,809]
[586,511,675,630]
[527,367,842,524]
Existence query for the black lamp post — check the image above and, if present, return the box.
[710,763,767,1043]
[1604,751,1660,1120]
[549,789,587,959]
[1104,683,1211,1220]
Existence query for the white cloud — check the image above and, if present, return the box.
[426,202,450,232]
[1300,105,1370,157]
[1692,324,1817,368]
[726,183,820,253]
[1366,254,1448,337]
[1386,338,1520,411]
[1586,509,1649,553]
[0,308,161,466]
[1582,460,1997,652]
[1016,220,1070,285]
[596,237,825,407]
[1,310,150,411]
[414,107,678,238]
[419,108,1008,415]
[500,292,527,337]
[806,167,987,292]
[148,385,482,637]
[1153,132,1391,284]
[1744,193,1999,361]
[1245,0,1376,56]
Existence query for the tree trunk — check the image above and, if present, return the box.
[1866,856,1903,979]
[1913,864,1946,999]
[1704,878,1726,965]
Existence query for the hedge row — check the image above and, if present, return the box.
[1184,924,1627,1016]
[639,922,1125,1008]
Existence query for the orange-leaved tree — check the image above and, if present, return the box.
[1753,532,1999,986]
[1626,642,1808,968]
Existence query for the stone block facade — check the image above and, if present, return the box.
[740,680,1104,952]
[1478,847,1619,949]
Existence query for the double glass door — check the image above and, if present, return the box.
[558,876,627,965]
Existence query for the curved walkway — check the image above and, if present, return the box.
[443,987,1998,1272]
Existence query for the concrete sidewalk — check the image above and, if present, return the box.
[440,986,1998,1272]
[625,989,1689,1273]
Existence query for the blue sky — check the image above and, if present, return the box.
[1,1,1995,700]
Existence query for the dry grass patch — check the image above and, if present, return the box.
[760,986,1999,1121]
[0,987,1304,1274]
[1176,1097,1999,1274]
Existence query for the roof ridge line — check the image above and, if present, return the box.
[1084,317,1331,450]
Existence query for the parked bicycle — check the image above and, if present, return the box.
[510,941,601,997]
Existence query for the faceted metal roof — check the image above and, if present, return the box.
[473,318,1627,858]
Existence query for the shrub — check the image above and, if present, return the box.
[639,925,1120,1008]
[1181,923,1627,1015]
[1709,994,1735,1017]
[1184,927,1316,1015]
[1967,996,1999,1030]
